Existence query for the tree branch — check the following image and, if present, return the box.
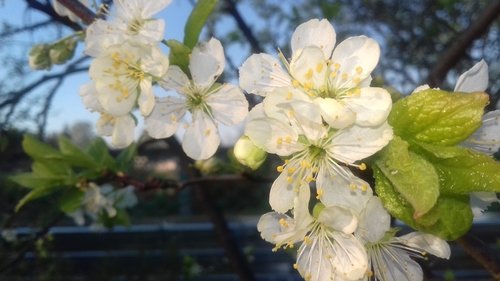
[222,0,263,53]
[24,0,82,31]
[456,233,500,280]
[427,0,500,87]
[55,0,97,25]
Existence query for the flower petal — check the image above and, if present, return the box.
[257,212,294,244]
[470,192,500,217]
[291,18,336,59]
[269,171,297,213]
[462,109,500,155]
[160,65,191,93]
[317,206,358,234]
[329,122,393,164]
[96,114,114,136]
[314,97,355,129]
[289,47,328,89]
[190,38,225,90]
[138,78,155,116]
[397,232,451,259]
[454,59,488,92]
[344,87,392,126]
[182,112,220,160]
[145,96,186,139]
[356,196,390,243]
[141,45,169,78]
[239,53,291,96]
[206,84,248,126]
[79,82,104,112]
[111,114,136,149]
[372,246,423,281]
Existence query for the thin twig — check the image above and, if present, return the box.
[456,233,500,280]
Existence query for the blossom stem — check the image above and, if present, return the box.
[456,233,500,280]
[55,0,97,25]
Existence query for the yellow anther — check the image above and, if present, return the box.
[305,274,312,281]
[330,71,338,78]
[350,183,358,190]
[316,188,323,199]
[284,159,290,164]
[277,165,284,172]
[288,110,295,117]
[301,160,311,168]
[170,114,177,122]
[287,176,293,183]
[292,80,300,87]
[279,218,289,227]
[307,90,316,97]
[305,68,314,80]
[286,91,293,100]
[361,184,368,192]
[304,236,312,245]
[306,175,315,183]
[293,263,299,270]
[359,163,367,171]
[333,62,341,69]
[355,66,363,74]
[276,137,283,145]
[204,129,211,136]
[285,136,292,144]
[303,82,313,90]
[353,77,361,84]
[315,63,324,73]
[341,72,349,81]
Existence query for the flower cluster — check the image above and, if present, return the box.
[241,19,450,280]
[79,0,248,159]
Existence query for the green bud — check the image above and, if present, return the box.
[194,157,224,175]
[28,44,52,70]
[312,202,325,219]
[49,37,77,65]
[233,136,267,170]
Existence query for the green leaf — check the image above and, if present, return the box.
[58,136,97,168]
[183,0,218,49]
[59,188,84,213]
[374,167,473,240]
[86,138,116,170]
[116,143,137,172]
[375,136,440,217]
[32,160,72,177]
[389,89,488,146]
[416,143,500,194]
[166,39,191,75]
[15,185,59,212]
[9,173,57,189]
[22,134,62,160]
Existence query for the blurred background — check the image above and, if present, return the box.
[0,0,499,280]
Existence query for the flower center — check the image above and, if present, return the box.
[127,18,145,35]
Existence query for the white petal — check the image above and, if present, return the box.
[412,84,430,94]
[96,115,114,136]
[140,0,172,18]
[190,38,225,90]
[284,100,327,141]
[269,171,297,213]
[84,20,125,57]
[470,192,500,217]
[330,36,380,88]
[141,45,169,78]
[79,82,104,112]
[314,97,355,129]
[344,87,392,126]
[372,246,423,281]
[144,96,186,139]
[397,232,451,259]
[239,53,291,96]
[296,236,335,281]
[160,65,191,93]
[138,19,166,43]
[111,115,136,149]
[317,206,358,234]
[257,212,295,244]
[289,47,328,89]
[293,184,315,229]
[462,110,500,155]
[329,122,393,164]
[138,78,155,116]
[454,59,489,92]
[330,232,368,280]
[356,196,390,243]
[291,18,336,59]
[263,86,310,121]
[206,84,248,125]
[182,112,220,160]
[316,166,373,215]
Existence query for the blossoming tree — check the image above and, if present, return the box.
[5,0,500,280]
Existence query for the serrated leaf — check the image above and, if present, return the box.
[416,143,500,194]
[86,138,116,169]
[389,89,488,146]
[184,0,218,49]
[374,167,473,240]
[58,136,97,168]
[116,143,137,172]
[375,136,440,217]
[59,188,84,213]
[166,39,191,75]
[23,134,62,160]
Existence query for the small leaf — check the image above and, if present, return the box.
[59,188,84,213]
[416,143,500,194]
[166,39,191,75]
[15,185,59,212]
[183,0,218,49]
[375,136,440,217]
[389,89,488,146]
[86,138,116,169]
[58,136,97,168]
[22,134,61,160]
[9,173,55,189]
[116,143,137,172]
[32,160,72,177]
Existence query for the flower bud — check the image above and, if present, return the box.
[28,44,52,70]
[233,135,267,170]
[49,37,77,65]
[194,157,224,175]
[312,202,325,219]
